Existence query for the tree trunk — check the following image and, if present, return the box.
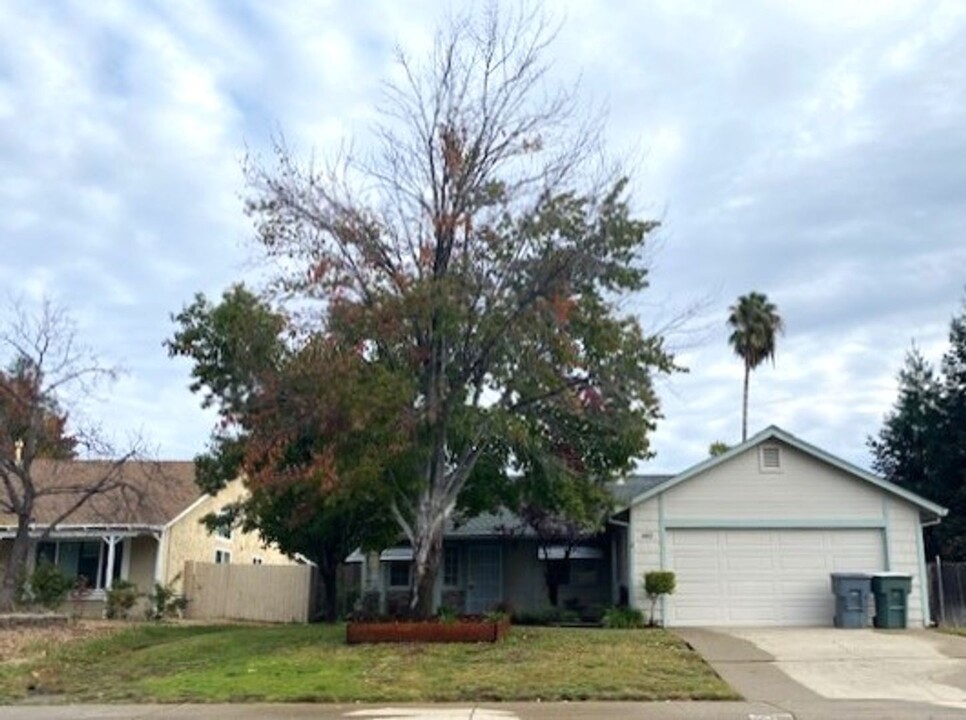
[319,565,339,623]
[741,362,750,442]
[0,515,31,612]
[409,500,445,618]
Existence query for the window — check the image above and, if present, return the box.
[443,546,459,587]
[252,557,263,565]
[215,523,232,540]
[759,445,782,472]
[388,561,411,588]
[215,550,231,564]
[34,539,122,591]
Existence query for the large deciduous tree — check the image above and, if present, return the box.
[240,7,675,617]
[0,300,138,612]
[727,292,784,442]
[167,286,403,620]
[870,301,966,558]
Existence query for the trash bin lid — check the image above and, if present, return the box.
[830,572,873,579]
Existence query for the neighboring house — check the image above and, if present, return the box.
[0,461,292,616]
[356,426,947,627]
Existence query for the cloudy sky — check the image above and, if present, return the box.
[1,0,964,473]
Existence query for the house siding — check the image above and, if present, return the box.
[629,498,662,622]
[162,479,291,591]
[886,497,927,627]
[661,441,885,520]
[127,535,158,592]
[629,440,931,627]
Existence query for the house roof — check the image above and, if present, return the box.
[0,460,201,529]
[609,475,674,508]
[629,425,948,519]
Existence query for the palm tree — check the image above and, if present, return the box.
[728,292,784,442]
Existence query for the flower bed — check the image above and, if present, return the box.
[346,616,510,644]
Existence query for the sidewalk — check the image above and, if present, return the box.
[0,703,784,720]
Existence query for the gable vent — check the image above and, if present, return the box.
[760,445,782,471]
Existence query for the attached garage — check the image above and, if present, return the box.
[666,528,884,626]
[627,426,947,628]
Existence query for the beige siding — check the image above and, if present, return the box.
[887,498,927,626]
[662,441,885,520]
[162,479,293,591]
[127,536,158,593]
[629,439,931,627]
[629,498,662,621]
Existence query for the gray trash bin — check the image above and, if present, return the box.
[830,572,872,628]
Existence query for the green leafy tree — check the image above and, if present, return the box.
[708,441,730,457]
[727,292,784,442]
[168,286,403,621]
[870,301,966,558]
[241,7,676,618]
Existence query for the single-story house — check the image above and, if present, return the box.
[0,460,292,615]
[355,426,947,627]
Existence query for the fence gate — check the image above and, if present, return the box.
[929,559,966,627]
[183,561,315,623]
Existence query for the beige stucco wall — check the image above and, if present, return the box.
[127,535,158,593]
[630,439,930,626]
[161,478,294,591]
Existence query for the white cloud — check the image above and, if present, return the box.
[0,0,963,476]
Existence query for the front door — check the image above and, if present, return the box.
[466,545,502,614]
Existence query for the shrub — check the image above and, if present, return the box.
[146,575,187,620]
[644,570,676,626]
[28,559,73,610]
[105,580,139,619]
[602,606,645,629]
[437,605,458,624]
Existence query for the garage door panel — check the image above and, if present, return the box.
[667,528,884,626]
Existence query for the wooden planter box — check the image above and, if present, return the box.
[346,617,510,644]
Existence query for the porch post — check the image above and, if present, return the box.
[610,532,618,605]
[153,532,165,585]
[103,535,120,590]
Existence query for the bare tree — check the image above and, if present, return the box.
[0,299,140,612]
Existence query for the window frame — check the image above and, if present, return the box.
[388,561,411,588]
[443,546,460,587]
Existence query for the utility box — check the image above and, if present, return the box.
[871,573,912,629]
[830,572,872,628]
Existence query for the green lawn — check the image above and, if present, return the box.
[0,623,737,703]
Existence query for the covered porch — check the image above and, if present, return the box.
[0,526,163,616]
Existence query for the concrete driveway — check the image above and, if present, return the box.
[678,627,966,718]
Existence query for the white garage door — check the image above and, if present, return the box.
[666,528,885,626]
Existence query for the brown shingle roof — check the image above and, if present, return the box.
[0,460,201,528]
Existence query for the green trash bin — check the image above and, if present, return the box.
[871,573,912,629]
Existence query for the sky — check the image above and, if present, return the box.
[1,0,964,473]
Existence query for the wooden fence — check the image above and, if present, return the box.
[183,561,316,623]
[929,559,966,627]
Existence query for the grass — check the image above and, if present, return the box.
[0,623,738,704]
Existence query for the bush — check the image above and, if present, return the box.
[644,570,676,626]
[28,560,73,609]
[105,580,139,619]
[146,576,187,620]
[602,606,645,629]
